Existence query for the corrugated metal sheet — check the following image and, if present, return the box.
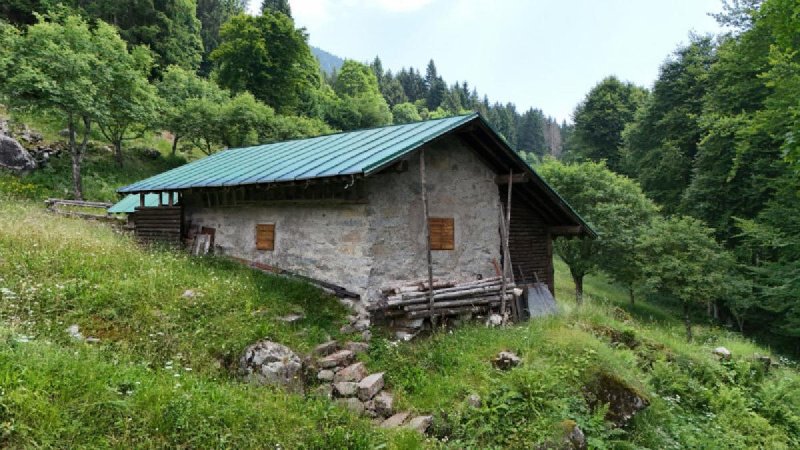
[108,193,178,213]
[118,114,477,194]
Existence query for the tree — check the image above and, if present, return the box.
[3,13,106,199]
[72,0,204,74]
[95,41,158,167]
[517,108,547,157]
[570,76,647,173]
[218,92,275,148]
[381,75,408,107]
[211,12,317,114]
[637,216,733,341]
[197,0,246,75]
[328,60,391,130]
[158,65,229,155]
[537,160,658,305]
[392,102,422,124]
[260,0,291,17]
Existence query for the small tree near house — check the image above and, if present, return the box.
[637,215,733,341]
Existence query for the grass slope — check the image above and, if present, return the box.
[0,196,798,448]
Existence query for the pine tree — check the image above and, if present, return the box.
[261,0,291,17]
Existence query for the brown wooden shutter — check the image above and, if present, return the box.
[428,217,454,250]
[256,223,275,250]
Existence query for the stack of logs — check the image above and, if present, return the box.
[369,276,518,321]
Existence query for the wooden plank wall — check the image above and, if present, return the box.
[131,206,182,244]
[503,195,554,295]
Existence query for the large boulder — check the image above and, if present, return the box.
[582,372,649,428]
[239,340,303,392]
[0,135,37,172]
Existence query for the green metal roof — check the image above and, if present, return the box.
[108,193,178,214]
[118,114,477,194]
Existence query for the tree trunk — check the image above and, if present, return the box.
[114,140,123,167]
[67,115,82,200]
[629,286,635,306]
[571,272,584,306]
[683,302,693,342]
[171,134,180,156]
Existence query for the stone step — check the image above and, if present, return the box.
[333,362,368,383]
[380,411,410,428]
[312,340,340,357]
[366,391,393,418]
[405,415,432,434]
[333,381,358,397]
[318,349,354,369]
[357,372,385,401]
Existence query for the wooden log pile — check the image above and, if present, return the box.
[370,276,518,321]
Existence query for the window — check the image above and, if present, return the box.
[428,217,454,250]
[256,223,275,250]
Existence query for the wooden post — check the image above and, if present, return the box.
[168,191,174,206]
[500,169,513,322]
[139,193,145,208]
[420,150,436,325]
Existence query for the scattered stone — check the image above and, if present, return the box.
[492,351,522,370]
[333,381,358,397]
[278,313,305,324]
[239,340,303,392]
[345,341,370,355]
[59,128,72,138]
[340,324,355,334]
[314,384,333,400]
[318,349,354,369]
[66,324,83,341]
[713,346,732,360]
[85,336,101,344]
[361,329,372,342]
[181,289,195,299]
[467,393,482,408]
[380,411,410,428]
[561,419,587,450]
[754,354,773,372]
[333,362,368,383]
[404,415,432,434]
[336,397,365,414]
[357,372,385,401]
[312,340,340,357]
[582,372,649,428]
[395,330,415,341]
[368,391,393,417]
[317,369,334,382]
[0,135,37,172]
[486,314,503,327]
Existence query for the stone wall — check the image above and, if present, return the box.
[183,135,503,303]
[363,135,502,300]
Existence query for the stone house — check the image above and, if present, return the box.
[115,114,594,304]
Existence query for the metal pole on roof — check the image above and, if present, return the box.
[420,150,436,327]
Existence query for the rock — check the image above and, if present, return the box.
[314,384,333,400]
[467,393,482,408]
[582,373,649,428]
[312,340,340,357]
[561,419,587,450]
[357,372,385,401]
[333,362,368,383]
[361,330,372,341]
[486,314,503,327]
[336,397,365,414]
[380,411,410,428]
[181,289,195,299]
[278,313,305,324]
[367,391,393,417]
[59,128,72,137]
[340,324,355,334]
[66,324,83,341]
[239,340,303,392]
[345,341,369,355]
[492,351,522,370]
[85,336,101,344]
[754,354,773,372]
[317,369,335,382]
[404,415,432,434]
[0,135,37,172]
[333,381,358,397]
[395,330,415,341]
[318,349,354,369]
[713,346,732,360]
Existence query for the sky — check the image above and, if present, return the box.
[247,0,725,122]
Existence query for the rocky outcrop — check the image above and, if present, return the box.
[582,372,649,428]
[239,340,304,392]
[0,135,37,173]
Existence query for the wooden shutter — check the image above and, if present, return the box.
[256,223,275,250]
[428,217,454,250]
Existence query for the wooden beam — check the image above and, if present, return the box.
[495,173,529,184]
[548,225,583,236]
